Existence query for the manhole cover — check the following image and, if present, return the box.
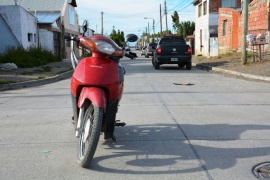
[253,162,270,179]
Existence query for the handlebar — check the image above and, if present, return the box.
[64,35,80,43]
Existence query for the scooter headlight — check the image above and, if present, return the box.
[95,40,115,55]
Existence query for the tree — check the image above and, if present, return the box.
[179,21,195,37]
[109,29,125,46]
[171,11,195,37]
[171,11,180,33]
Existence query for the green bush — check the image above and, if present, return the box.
[0,46,61,68]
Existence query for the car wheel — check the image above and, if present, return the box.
[178,63,185,68]
[186,62,192,70]
[152,58,160,69]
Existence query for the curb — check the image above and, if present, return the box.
[0,70,73,91]
[193,63,270,82]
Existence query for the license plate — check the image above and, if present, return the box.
[171,58,178,61]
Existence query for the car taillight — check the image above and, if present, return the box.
[187,46,192,55]
[156,47,162,55]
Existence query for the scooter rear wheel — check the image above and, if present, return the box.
[77,103,103,168]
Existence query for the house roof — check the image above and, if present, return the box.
[36,12,61,23]
[0,0,77,11]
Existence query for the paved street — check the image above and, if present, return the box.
[1,54,270,180]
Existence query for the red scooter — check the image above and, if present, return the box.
[65,21,138,167]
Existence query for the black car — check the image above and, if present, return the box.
[152,35,192,70]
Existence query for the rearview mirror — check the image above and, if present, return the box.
[126,34,138,42]
[82,20,88,35]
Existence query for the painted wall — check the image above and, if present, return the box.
[39,29,54,52]
[62,3,79,59]
[194,0,219,57]
[0,15,20,54]
[62,3,79,34]
[0,6,37,49]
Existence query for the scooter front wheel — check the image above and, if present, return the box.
[77,103,103,168]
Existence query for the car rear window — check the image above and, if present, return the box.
[159,37,186,45]
[149,43,157,47]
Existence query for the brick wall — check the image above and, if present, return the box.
[218,0,269,54]
[209,0,221,13]
[238,0,268,49]
[218,8,241,53]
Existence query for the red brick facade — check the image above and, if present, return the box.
[209,0,221,12]
[218,0,269,53]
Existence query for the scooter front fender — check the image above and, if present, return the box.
[78,87,106,110]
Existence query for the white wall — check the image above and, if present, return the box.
[18,7,37,48]
[39,29,54,52]
[194,1,209,56]
[194,1,219,57]
[0,6,37,49]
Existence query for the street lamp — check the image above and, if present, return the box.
[144,17,156,42]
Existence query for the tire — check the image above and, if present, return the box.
[186,62,192,70]
[77,103,103,168]
[152,57,160,69]
[178,63,185,68]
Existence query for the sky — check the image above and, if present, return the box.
[75,0,195,38]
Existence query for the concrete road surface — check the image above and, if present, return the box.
[1,55,270,180]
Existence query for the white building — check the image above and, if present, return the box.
[0,0,79,58]
[0,5,37,54]
[193,0,239,57]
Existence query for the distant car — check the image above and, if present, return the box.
[144,43,157,58]
[141,46,146,56]
[125,47,130,51]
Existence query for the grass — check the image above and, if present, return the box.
[0,46,61,68]
[0,80,16,85]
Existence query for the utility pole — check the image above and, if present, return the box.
[164,0,168,35]
[148,22,150,35]
[160,4,163,37]
[242,0,248,65]
[101,12,104,35]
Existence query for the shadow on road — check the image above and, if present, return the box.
[86,123,270,175]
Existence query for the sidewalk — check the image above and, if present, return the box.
[192,52,270,82]
[0,59,73,91]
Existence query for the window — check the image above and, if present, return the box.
[28,33,33,42]
[66,33,71,47]
[34,34,36,42]
[222,0,236,8]
[203,1,207,15]
[69,7,75,25]
[198,4,202,17]
[223,20,227,36]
